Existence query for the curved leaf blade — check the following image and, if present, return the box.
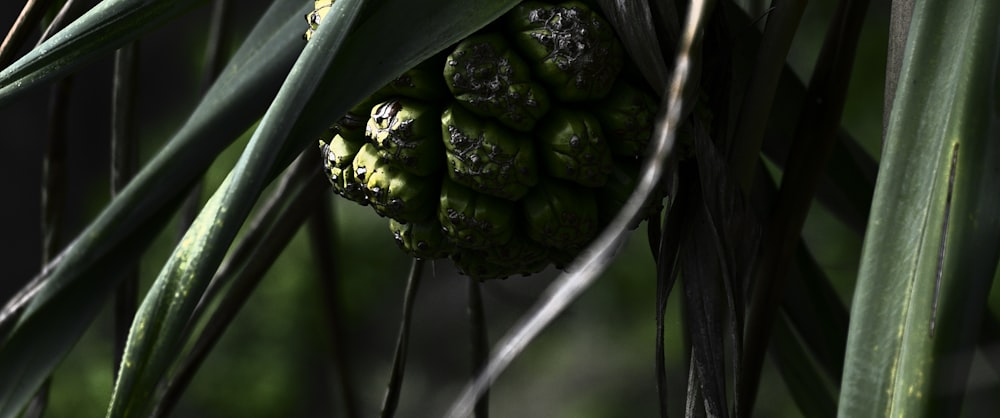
[0,0,208,106]
[107,1,368,415]
[108,0,524,416]
[0,2,307,416]
[838,0,1000,416]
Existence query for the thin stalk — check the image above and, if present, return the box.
[739,0,870,415]
[380,258,424,418]
[467,279,489,418]
[307,196,359,418]
[35,0,86,48]
[23,67,74,418]
[22,2,86,403]
[111,41,139,378]
[0,0,53,68]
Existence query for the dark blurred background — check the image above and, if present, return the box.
[0,0,933,417]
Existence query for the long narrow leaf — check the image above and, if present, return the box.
[107,2,367,415]
[740,0,871,413]
[0,0,207,105]
[0,3,307,416]
[838,0,1000,416]
[153,154,327,418]
[109,0,525,415]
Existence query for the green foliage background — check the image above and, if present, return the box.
[1,0,998,417]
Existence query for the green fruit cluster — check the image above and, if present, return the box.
[311,1,661,279]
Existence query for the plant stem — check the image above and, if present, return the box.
[111,41,140,378]
[380,258,424,418]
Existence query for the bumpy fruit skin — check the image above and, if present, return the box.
[441,104,538,201]
[438,178,516,250]
[506,1,624,102]
[320,134,367,204]
[594,81,658,159]
[310,1,662,279]
[352,143,438,223]
[521,178,599,251]
[390,218,453,260]
[536,108,613,187]
[444,33,551,132]
[366,99,444,176]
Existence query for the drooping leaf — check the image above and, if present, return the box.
[690,119,761,417]
[679,181,730,418]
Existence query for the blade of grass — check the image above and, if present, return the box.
[35,0,89,48]
[724,0,878,235]
[110,40,139,377]
[740,0,871,415]
[838,0,1000,415]
[152,153,327,418]
[0,0,55,68]
[725,0,805,190]
[690,116,763,417]
[684,347,706,418]
[178,0,231,238]
[0,0,308,336]
[107,2,367,415]
[0,4,307,415]
[654,192,685,418]
[882,0,914,140]
[445,1,714,416]
[23,70,73,418]
[0,0,209,106]
[679,191,730,418]
[110,0,524,415]
[380,259,424,418]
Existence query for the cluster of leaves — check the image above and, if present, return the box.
[0,0,998,417]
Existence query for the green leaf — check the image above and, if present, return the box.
[108,0,522,416]
[0,3,307,416]
[107,2,368,415]
[838,0,1000,416]
[0,0,208,106]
